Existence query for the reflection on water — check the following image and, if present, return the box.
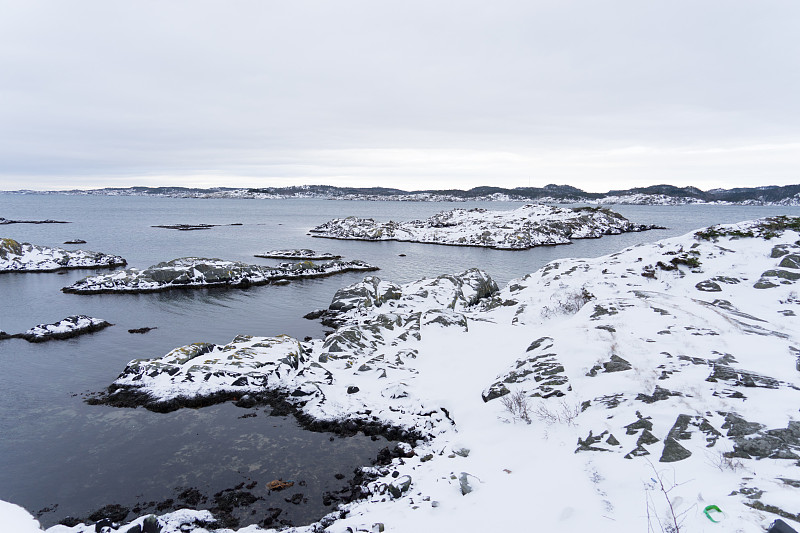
[1,195,799,527]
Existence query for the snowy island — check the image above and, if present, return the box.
[0,238,126,273]
[7,216,800,533]
[0,315,112,343]
[254,249,343,260]
[61,257,378,294]
[309,204,661,250]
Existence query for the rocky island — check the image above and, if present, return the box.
[151,223,243,231]
[309,204,661,249]
[0,217,69,225]
[0,315,112,343]
[255,249,342,260]
[61,257,378,294]
[0,238,126,273]
[11,216,800,533]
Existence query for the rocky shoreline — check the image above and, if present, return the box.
[0,238,126,273]
[9,183,800,205]
[61,258,378,294]
[309,204,662,250]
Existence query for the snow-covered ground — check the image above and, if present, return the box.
[61,258,378,294]
[309,204,659,250]
[5,216,800,533]
[0,238,126,272]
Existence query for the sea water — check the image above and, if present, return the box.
[1,194,797,527]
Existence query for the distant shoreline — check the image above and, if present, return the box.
[3,183,800,206]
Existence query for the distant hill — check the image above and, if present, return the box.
[6,183,800,205]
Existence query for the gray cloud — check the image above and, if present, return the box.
[1,0,798,191]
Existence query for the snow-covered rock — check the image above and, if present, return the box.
[61,258,378,294]
[316,268,498,327]
[0,238,126,272]
[20,315,111,343]
[30,216,800,532]
[95,268,498,438]
[309,204,660,249]
[254,249,342,260]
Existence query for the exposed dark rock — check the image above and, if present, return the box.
[665,414,721,448]
[779,254,800,269]
[586,354,632,376]
[88,503,130,523]
[771,244,797,258]
[177,488,206,506]
[707,364,782,389]
[576,430,614,452]
[605,356,632,372]
[637,430,660,446]
[234,394,257,408]
[625,417,654,435]
[284,493,304,505]
[388,475,412,498]
[636,386,683,404]
[259,508,283,527]
[213,489,259,513]
[151,223,242,230]
[721,413,765,437]
[155,499,173,512]
[755,269,800,289]
[659,437,692,462]
[58,516,82,527]
[730,421,800,459]
[128,327,157,334]
[745,501,800,523]
[695,280,722,292]
[593,394,624,408]
[484,354,568,401]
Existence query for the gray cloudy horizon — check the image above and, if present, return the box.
[1,1,798,192]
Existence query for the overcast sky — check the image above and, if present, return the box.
[0,1,798,192]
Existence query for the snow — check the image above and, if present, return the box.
[23,315,110,342]
[0,501,43,532]
[0,238,126,272]
[254,249,341,260]
[309,204,658,250]
[62,257,378,294]
[5,216,800,533]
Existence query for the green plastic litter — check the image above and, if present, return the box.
[704,504,724,523]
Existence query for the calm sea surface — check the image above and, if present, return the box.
[1,194,798,527]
